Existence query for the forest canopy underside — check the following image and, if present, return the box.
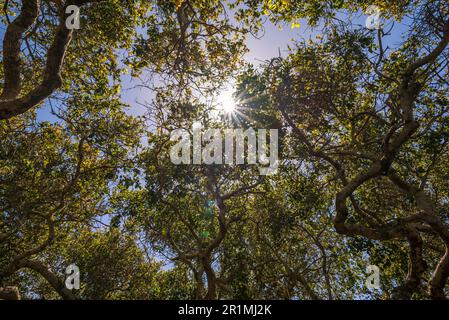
[1,0,449,300]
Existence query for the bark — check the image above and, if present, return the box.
[429,246,449,300]
[391,230,427,299]
[16,259,76,300]
[202,256,217,300]
[0,286,21,300]
[1,0,40,101]
[0,0,105,120]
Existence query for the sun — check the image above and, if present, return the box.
[212,85,247,124]
[217,88,236,114]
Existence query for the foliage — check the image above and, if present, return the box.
[1,0,448,300]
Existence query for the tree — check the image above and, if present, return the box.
[1,0,248,299]
[239,0,449,299]
[1,0,448,300]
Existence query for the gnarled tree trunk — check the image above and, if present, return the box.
[0,286,21,300]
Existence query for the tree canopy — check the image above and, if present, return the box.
[1,0,448,300]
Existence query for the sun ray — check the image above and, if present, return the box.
[217,88,236,114]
